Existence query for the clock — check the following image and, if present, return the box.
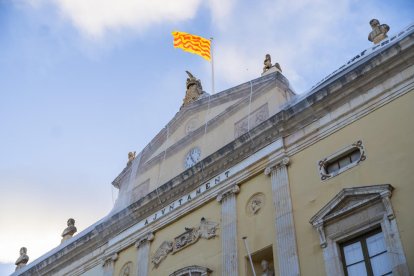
[184,147,201,169]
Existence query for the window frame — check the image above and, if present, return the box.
[339,228,392,276]
[309,184,409,276]
[318,140,366,181]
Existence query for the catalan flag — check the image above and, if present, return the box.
[172,31,211,61]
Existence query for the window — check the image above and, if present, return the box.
[318,140,366,180]
[169,265,212,276]
[309,185,409,276]
[340,229,392,276]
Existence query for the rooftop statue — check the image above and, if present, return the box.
[15,247,29,271]
[61,218,77,243]
[127,151,136,166]
[181,71,208,109]
[262,54,282,74]
[368,19,390,44]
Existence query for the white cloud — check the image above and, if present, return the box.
[51,0,203,38]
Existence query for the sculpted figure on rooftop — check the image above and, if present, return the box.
[15,247,29,271]
[127,151,136,166]
[368,19,390,44]
[181,71,208,109]
[61,218,77,243]
[263,54,282,74]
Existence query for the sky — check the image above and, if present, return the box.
[0,0,413,274]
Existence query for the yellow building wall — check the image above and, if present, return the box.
[149,199,221,275]
[236,173,278,275]
[113,245,136,276]
[288,91,414,275]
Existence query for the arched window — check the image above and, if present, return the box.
[169,265,212,276]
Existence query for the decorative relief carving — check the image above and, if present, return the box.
[185,117,199,134]
[119,262,132,276]
[235,103,269,138]
[246,193,265,216]
[102,253,118,267]
[151,218,219,268]
[152,241,173,268]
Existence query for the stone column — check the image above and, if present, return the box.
[216,184,240,276]
[102,253,118,276]
[264,157,300,276]
[135,232,154,276]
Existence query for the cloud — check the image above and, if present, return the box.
[49,0,203,38]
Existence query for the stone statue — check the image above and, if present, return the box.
[15,247,29,271]
[368,19,390,44]
[181,71,208,109]
[61,218,77,243]
[261,260,275,276]
[127,151,136,166]
[263,54,282,74]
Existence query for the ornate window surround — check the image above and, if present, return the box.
[318,140,366,181]
[169,265,212,276]
[309,184,409,276]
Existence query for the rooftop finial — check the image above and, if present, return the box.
[127,151,136,166]
[181,71,208,109]
[15,247,29,271]
[368,19,390,44]
[61,218,77,243]
[262,54,282,76]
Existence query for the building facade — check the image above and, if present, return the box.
[12,23,414,276]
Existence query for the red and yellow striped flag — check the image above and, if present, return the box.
[172,31,211,61]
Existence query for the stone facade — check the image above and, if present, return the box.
[12,24,414,276]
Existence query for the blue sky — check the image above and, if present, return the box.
[0,0,413,273]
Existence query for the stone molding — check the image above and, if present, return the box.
[102,253,118,267]
[135,232,154,249]
[216,184,240,203]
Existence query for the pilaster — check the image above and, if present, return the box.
[135,232,154,276]
[102,253,118,276]
[216,185,240,276]
[265,157,300,276]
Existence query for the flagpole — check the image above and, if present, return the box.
[210,37,215,95]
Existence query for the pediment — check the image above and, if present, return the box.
[309,184,393,226]
[138,72,291,165]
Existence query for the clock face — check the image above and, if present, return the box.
[184,147,201,169]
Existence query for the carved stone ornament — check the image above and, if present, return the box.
[61,218,77,243]
[246,193,265,216]
[309,184,395,248]
[368,19,390,44]
[152,241,173,268]
[120,262,132,276]
[15,247,29,271]
[151,218,219,268]
[181,71,208,109]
